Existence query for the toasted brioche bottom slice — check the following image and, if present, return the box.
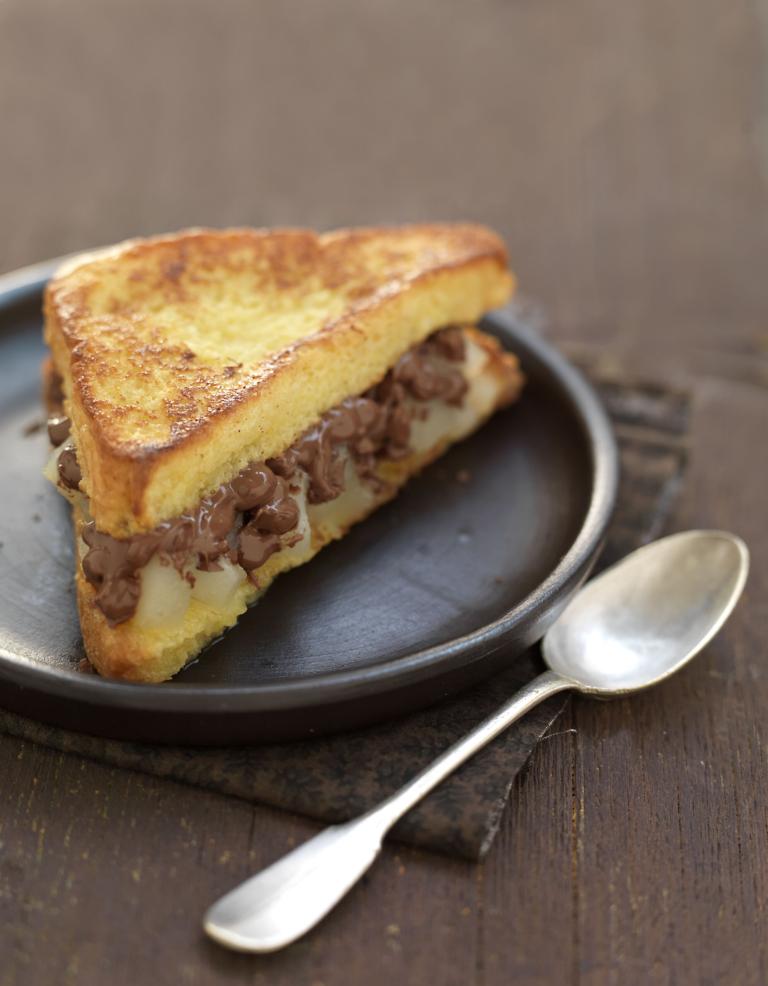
[45,224,514,537]
[72,329,521,682]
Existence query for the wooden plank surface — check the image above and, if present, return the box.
[1,1,767,983]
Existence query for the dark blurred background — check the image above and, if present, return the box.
[2,0,766,380]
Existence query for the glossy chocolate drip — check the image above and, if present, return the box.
[389,337,467,406]
[70,326,470,626]
[47,415,72,446]
[57,447,82,490]
[81,525,153,625]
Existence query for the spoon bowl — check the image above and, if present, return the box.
[543,530,749,695]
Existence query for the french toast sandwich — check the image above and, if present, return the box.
[44,224,524,681]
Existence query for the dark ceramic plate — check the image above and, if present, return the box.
[0,259,618,744]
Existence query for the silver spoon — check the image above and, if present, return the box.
[204,530,749,953]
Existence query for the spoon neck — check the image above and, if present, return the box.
[365,669,573,835]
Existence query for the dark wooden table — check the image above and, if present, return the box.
[1,2,766,983]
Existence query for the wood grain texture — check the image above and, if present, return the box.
[0,0,766,983]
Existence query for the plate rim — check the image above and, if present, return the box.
[0,258,619,714]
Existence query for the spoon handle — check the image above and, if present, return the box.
[204,669,571,953]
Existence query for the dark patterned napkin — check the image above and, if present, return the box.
[0,363,689,860]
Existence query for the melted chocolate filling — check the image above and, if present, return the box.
[47,415,72,446]
[57,447,82,490]
[50,327,468,626]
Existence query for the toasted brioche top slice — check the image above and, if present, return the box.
[45,224,514,536]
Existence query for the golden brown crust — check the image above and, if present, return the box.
[45,224,514,535]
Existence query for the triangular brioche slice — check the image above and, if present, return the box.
[44,224,523,681]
